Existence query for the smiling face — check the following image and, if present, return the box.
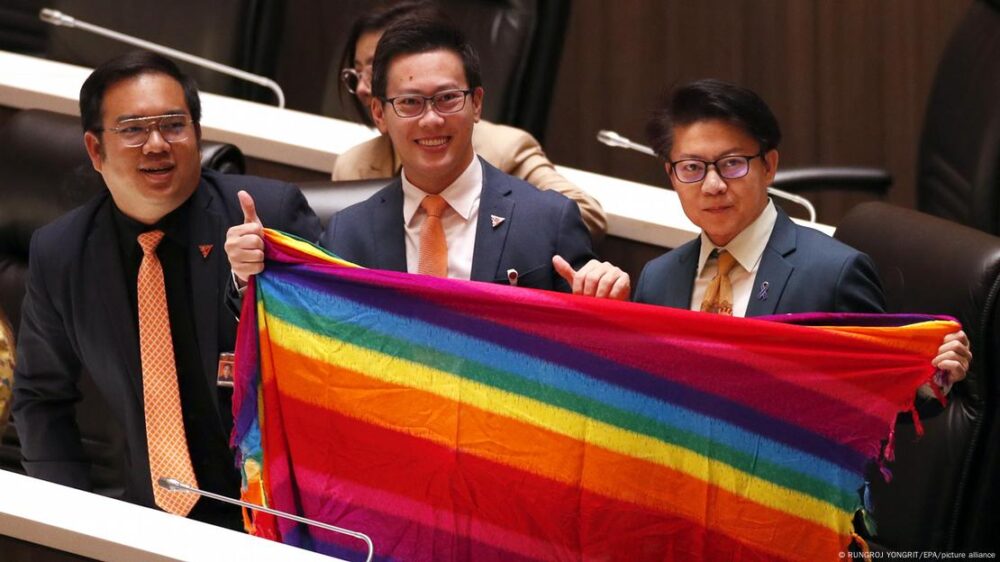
[370,49,483,194]
[84,72,201,225]
[668,119,778,247]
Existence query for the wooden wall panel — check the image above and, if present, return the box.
[544,0,968,225]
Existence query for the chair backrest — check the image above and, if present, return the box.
[317,0,570,143]
[917,0,1000,235]
[0,108,246,492]
[835,202,1000,552]
[441,0,569,142]
[298,178,393,229]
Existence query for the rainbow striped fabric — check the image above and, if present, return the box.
[233,229,956,562]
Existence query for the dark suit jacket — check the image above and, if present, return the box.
[320,158,595,291]
[12,170,320,507]
[633,208,886,315]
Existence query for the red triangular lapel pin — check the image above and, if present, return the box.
[199,244,213,259]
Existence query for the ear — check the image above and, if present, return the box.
[83,131,105,173]
[762,149,779,185]
[370,97,389,134]
[471,87,484,123]
[663,162,676,188]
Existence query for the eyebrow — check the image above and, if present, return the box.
[673,146,748,160]
[390,83,465,96]
[114,110,187,123]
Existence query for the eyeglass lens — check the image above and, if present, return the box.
[341,69,360,94]
[673,156,751,183]
[115,116,190,147]
[391,90,468,118]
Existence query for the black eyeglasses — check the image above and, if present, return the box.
[340,67,371,94]
[669,153,764,183]
[99,114,192,148]
[382,89,472,118]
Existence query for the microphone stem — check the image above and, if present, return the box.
[158,478,373,562]
[40,9,285,108]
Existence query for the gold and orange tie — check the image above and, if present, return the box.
[137,230,198,516]
[417,195,449,277]
[700,250,737,315]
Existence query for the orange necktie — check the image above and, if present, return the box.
[700,250,737,315]
[417,195,449,277]
[137,230,198,516]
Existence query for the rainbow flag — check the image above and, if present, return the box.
[233,229,956,562]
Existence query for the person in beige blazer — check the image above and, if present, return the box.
[331,0,607,241]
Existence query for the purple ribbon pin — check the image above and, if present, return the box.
[757,281,769,300]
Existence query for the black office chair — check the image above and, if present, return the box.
[777,0,1000,234]
[444,0,570,142]
[916,0,1000,235]
[835,202,1000,553]
[299,178,393,229]
[317,0,570,143]
[0,0,49,56]
[42,0,284,103]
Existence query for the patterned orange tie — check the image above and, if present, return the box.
[137,230,198,516]
[417,195,449,277]
[700,250,737,315]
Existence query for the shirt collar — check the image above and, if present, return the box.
[112,194,193,258]
[401,154,483,225]
[696,199,778,277]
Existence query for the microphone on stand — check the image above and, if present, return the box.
[596,129,818,223]
[596,130,658,157]
[39,8,286,108]
[157,477,374,562]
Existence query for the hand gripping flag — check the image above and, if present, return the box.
[232,229,957,562]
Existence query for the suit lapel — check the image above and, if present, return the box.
[746,210,797,317]
[664,240,699,309]
[82,201,141,402]
[470,160,514,282]
[372,180,408,272]
[188,185,224,387]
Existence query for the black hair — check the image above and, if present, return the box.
[338,0,448,125]
[646,79,781,159]
[79,50,201,134]
[371,16,482,101]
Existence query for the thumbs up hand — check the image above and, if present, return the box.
[225,190,266,284]
[552,255,630,300]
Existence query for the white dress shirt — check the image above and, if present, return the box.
[690,200,778,317]
[401,156,482,280]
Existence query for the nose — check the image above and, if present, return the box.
[142,126,170,154]
[417,102,445,128]
[701,166,727,195]
[356,73,372,107]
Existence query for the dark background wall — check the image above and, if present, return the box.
[544,0,968,224]
[1,0,969,225]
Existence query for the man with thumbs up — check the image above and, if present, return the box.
[12,51,320,529]
[228,17,630,299]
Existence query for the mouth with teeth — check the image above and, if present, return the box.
[415,137,450,148]
[139,163,175,177]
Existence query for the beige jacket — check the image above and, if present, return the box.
[331,120,607,240]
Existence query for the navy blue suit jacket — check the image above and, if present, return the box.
[320,158,595,291]
[633,208,886,315]
[12,170,320,506]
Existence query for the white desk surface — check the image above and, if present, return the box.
[0,50,833,247]
[0,469,344,561]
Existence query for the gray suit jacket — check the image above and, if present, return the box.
[633,208,886,315]
[321,158,595,292]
